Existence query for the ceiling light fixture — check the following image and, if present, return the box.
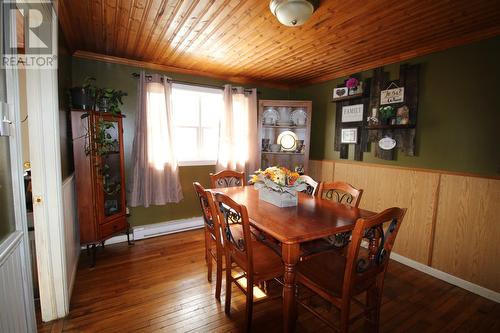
[269,0,316,27]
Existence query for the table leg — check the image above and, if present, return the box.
[282,243,300,333]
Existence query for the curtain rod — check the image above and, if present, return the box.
[131,72,256,93]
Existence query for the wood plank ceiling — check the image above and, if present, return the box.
[58,0,500,87]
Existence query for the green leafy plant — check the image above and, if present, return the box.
[97,88,128,115]
[86,119,118,156]
[378,105,395,122]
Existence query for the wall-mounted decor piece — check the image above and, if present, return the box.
[333,64,418,161]
[380,82,405,105]
[341,104,364,122]
[333,87,348,99]
[367,64,419,160]
[396,105,410,124]
[341,128,358,144]
[379,137,397,150]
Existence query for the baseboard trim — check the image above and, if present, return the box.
[100,217,204,246]
[390,252,500,303]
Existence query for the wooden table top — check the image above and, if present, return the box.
[215,186,376,245]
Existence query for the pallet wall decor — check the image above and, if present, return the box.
[333,64,420,161]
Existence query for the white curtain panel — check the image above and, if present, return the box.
[216,85,258,176]
[130,71,183,207]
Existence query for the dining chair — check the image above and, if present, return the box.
[213,191,284,332]
[210,169,246,188]
[193,182,224,300]
[296,207,407,333]
[317,181,363,207]
[298,175,319,196]
[301,181,364,259]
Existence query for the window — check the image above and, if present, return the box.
[171,84,223,165]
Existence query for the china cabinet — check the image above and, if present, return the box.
[71,109,131,266]
[258,100,312,172]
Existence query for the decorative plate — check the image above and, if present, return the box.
[277,131,298,151]
[291,108,307,126]
[262,107,279,125]
[378,137,396,150]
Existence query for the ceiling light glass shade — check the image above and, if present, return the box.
[270,0,314,27]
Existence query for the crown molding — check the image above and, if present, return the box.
[72,51,292,90]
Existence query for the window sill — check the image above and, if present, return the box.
[177,160,217,167]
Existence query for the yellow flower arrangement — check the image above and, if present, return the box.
[250,166,306,193]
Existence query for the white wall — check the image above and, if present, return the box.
[62,175,79,296]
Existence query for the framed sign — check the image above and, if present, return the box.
[333,87,348,99]
[341,104,364,122]
[380,86,404,105]
[341,128,358,144]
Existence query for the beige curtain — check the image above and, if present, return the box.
[216,85,258,176]
[130,71,183,207]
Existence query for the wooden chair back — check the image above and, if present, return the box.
[213,192,253,273]
[343,207,407,299]
[193,182,222,246]
[298,175,319,196]
[210,169,246,188]
[318,181,363,207]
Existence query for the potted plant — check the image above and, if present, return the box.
[69,77,97,110]
[378,105,396,124]
[97,88,128,114]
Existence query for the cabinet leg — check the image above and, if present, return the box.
[89,244,96,269]
[86,244,90,256]
[101,241,105,249]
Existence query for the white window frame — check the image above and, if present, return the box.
[172,83,222,167]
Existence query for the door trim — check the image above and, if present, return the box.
[1,2,36,330]
[25,0,69,321]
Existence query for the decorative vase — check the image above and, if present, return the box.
[258,187,298,207]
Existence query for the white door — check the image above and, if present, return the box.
[0,2,37,331]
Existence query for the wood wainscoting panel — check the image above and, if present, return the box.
[432,175,500,292]
[308,160,334,182]
[333,162,440,264]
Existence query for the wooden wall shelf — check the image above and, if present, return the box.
[333,64,419,161]
[332,92,364,102]
[367,124,416,130]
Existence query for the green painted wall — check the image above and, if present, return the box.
[292,37,500,177]
[71,58,290,226]
[70,36,500,227]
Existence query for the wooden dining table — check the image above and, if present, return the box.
[216,186,376,332]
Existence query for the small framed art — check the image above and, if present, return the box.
[341,128,358,144]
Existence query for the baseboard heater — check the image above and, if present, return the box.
[133,217,204,241]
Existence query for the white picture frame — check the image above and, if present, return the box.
[341,128,358,144]
[333,87,348,99]
[341,104,364,122]
[380,87,404,105]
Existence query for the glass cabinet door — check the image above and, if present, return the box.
[97,118,123,218]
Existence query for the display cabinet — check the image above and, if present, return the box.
[258,100,312,173]
[71,109,131,266]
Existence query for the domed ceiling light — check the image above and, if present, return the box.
[269,0,316,27]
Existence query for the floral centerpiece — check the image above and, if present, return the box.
[346,77,362,95]
[250,167,307,207]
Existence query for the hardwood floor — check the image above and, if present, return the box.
[37,229,500,332]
